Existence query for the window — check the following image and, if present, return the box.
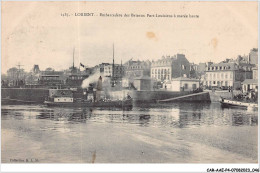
[225,81,228,86]
[184,83,188,89]
[192,84,197,89]
[213,81,216,84]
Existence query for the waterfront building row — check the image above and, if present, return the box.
[2,48,258,90]
[204,62,254,89]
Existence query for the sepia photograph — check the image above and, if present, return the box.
[1,1,259,171]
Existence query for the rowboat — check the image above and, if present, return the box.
[220,97,258,110]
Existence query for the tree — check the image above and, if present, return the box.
[189,68,197,78]
[7,67,19,79]
[45,67,54,71]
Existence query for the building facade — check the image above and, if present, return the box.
[242,66,258,93]
[39,70,65,87]
[252,66,258,80]
[204,62,254,89]
[164,77,199,92]
[249,48,258,65]
[104,64,124,79]
[124,59,151,79]
[150,54,190,82]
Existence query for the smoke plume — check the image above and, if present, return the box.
[81,72,103,89]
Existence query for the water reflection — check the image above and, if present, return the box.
[35,108,94,123]
[1,102,258,128]
[231,113,258,126]
[122,114,151,127]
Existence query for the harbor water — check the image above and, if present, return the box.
[1,102,258,163]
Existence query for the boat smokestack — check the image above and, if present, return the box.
[96,76,102,102]
[97,76,102,91]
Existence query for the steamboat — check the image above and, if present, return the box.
[44,76,133,109]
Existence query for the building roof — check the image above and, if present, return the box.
[242,79,258,85]
[209,62,237,70]
[171,77,199,82]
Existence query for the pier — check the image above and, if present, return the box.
[157,91,211,103]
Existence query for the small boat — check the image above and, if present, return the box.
[220,97,258,110]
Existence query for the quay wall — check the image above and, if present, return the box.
[208,90,242,102]
[158,92,211,102]
[2,88,212,104]
[1,88,49,103]
[110,90,210,103]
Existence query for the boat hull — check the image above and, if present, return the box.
[44,99,133,109]
[220,98,258,110]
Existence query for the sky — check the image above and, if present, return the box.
[1,1,258,73]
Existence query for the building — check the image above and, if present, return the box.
[190,63,199,78]
[242,66,258,93]
[104,64,124,79]
[242,79,258,93]
[237,55,249,64]
[249,48,258,65]
[198,63,207,74]
[66,68,89,87]
[204,62,254,89]
[32,65,40,74]
[252,66,258,80]
[92,63,110,75]
[151,54,190,82]
[164,77,199,92]
[39,70,65,87]
[124,59,151,79]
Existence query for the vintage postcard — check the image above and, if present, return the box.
[1,1,259,172]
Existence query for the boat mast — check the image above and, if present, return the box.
[16,62,24,81]
[73,47,75,70]
[112,43,115,87]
